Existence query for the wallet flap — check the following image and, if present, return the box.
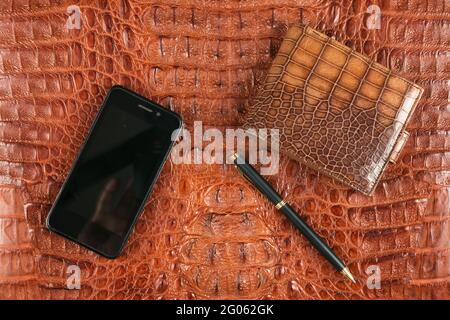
[389,131,410,164]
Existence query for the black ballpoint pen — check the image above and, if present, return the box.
[232,153,356,283]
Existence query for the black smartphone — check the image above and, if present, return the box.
[47,86,182,258]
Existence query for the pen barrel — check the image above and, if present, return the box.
[238,162,283,205]
[281,203,346,271]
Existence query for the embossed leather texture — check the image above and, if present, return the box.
[0,1,448,299]
[243,25,423,195]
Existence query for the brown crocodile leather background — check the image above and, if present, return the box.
[0,0,448,299]
[243,25,423,195]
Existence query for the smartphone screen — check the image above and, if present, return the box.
[47,86,182,258]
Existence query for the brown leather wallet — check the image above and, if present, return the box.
[242,25,424,195]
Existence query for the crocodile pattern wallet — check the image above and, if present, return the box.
[243,25,424,195]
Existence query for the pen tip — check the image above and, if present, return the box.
[341,267,356,284]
